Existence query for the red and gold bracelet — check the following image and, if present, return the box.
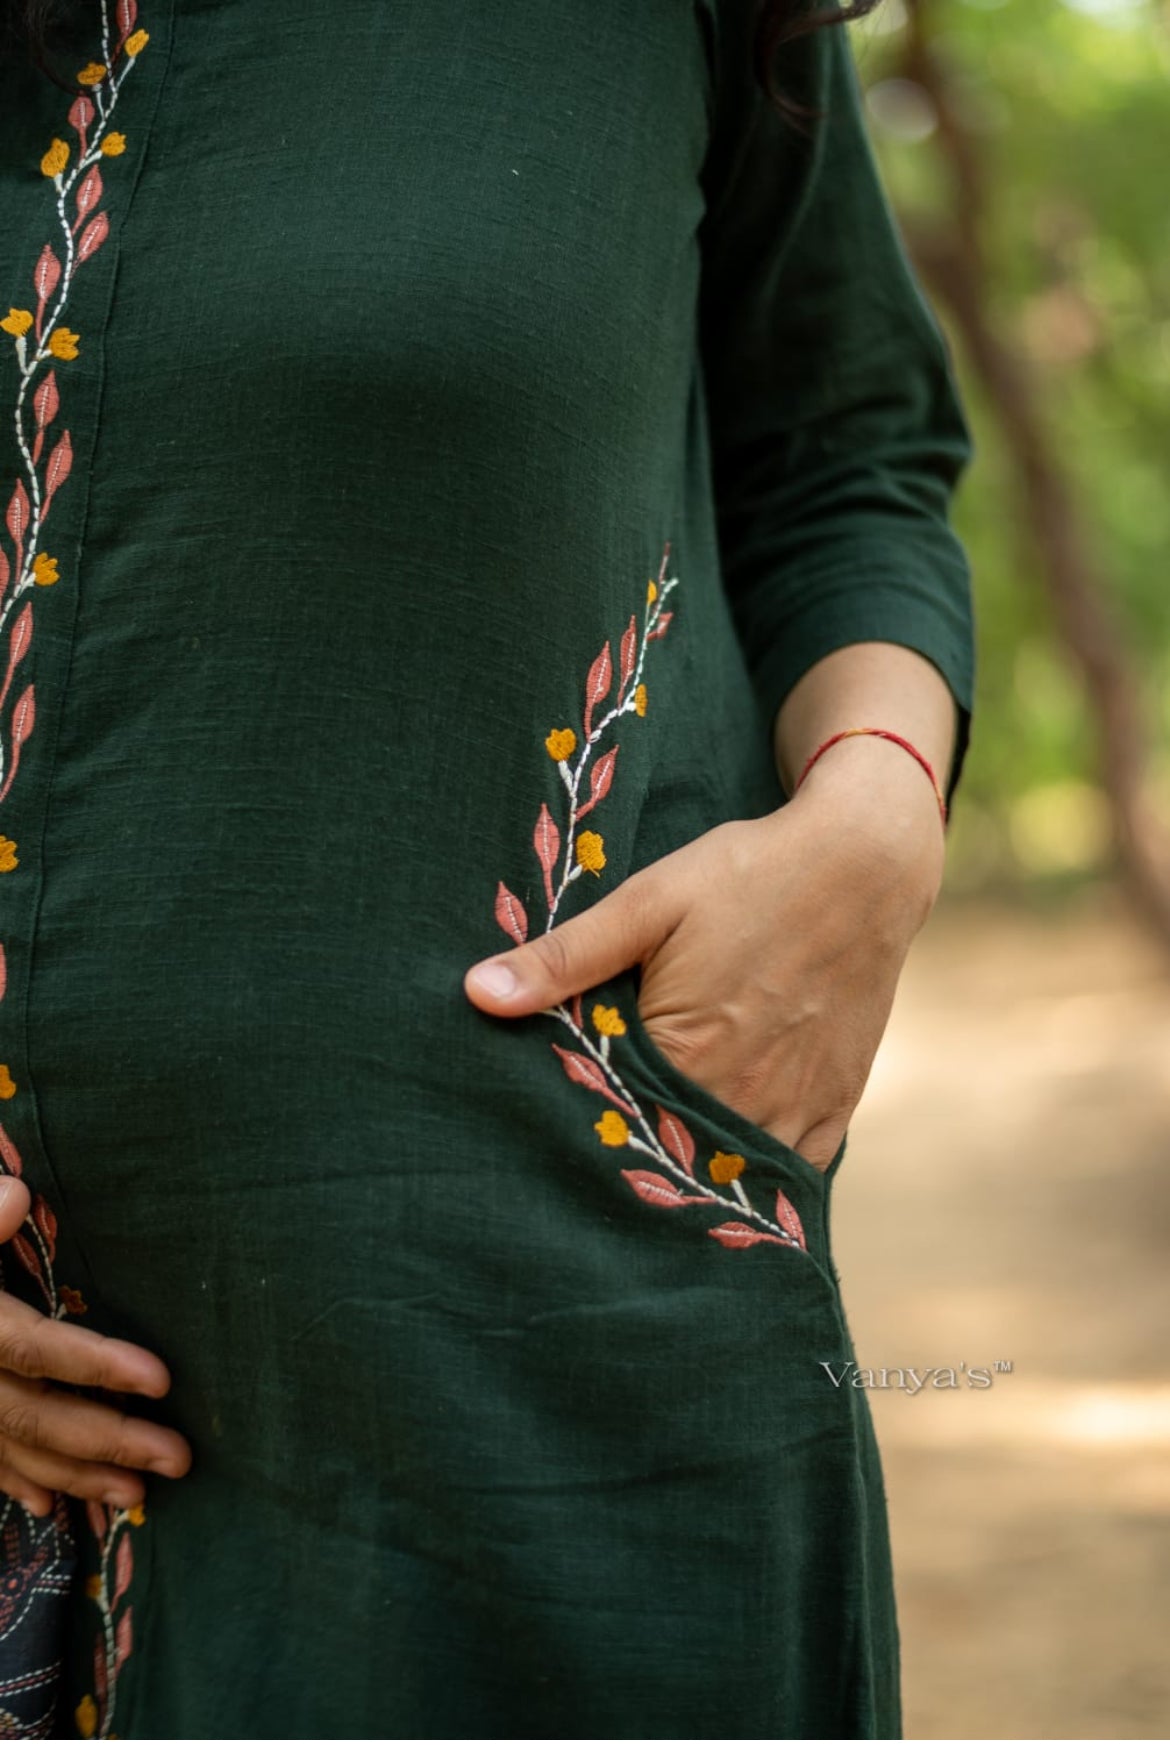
[793,727,948,827]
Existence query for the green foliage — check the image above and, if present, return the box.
[851,0,1170,891]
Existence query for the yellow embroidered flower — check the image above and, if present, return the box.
[127,1502,146,1525]
[125,28,149,55]
[575,831,605,876]
[0,836,18,872]
[75,1696,98,1739]
[594,1110,629,1148]
[76,61,107,86]
[61,1285,88,1316]
[634,683,647,717]
[101,131,127,156]
[647,579,657,606]
[1,308,33,338]
[592,1004,626,1038]
[84,1575,102,1600]
[545,727,576,762]
[40,137,69,177]
[0,1066,16,1101]
[709,1150,747,1185]
[48,328,80,360]
[32,553,59,587]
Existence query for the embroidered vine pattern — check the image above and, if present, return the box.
[0,3,149,1736]
[493,542,807,1256]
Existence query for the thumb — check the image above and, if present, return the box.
[0,1176,31,1244]
[465,870,669,1018]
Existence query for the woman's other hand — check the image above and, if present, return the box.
[0,1177,192,1516]
[463,729,946,1171]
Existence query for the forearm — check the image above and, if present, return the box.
[771,639,960,916]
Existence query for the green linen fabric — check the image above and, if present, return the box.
[0,0,975,1737]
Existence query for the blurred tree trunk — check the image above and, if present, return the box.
[896,0,1170,949]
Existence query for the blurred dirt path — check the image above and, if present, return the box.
[832,883,1170,1740]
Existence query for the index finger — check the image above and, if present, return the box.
[0,1293,172,1396]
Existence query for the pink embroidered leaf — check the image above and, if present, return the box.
[655,1105,696,1177]
[31,1194,57,1258]
[570,993,583,1031]
[9,602,33,671]
[34,373,60,433]
[5,481,29,545]
[618,615,637,698]
[116,0,138,37]
[68,94,95,138]
[532,803,560,908]
[115,1607,133,1670]
[0,548,9,599]
[33,245,61,306]
[76,211,109,266]
[43,431,73,513]
[10,1234,43,1283]
[646,611,674,643]
[75,164,103,221]
[582,641,612,739]
[11,684,35,746]
[620,1170,706,1210]
[113,1533,133,1603]
[774,1188,806,1251]
[576,746,617,822]
[0,942,7,1005]
[93,1634,108,1707]
[86,1499,108,1542]
[550,1045,637,1116]
[707,1222,790,1251]
[0,1122,22,1177]
[493,881,528,946]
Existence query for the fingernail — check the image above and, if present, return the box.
[468,961,518,999]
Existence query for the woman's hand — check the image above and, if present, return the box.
[0,1178,192,1517]
[464,732,947,1169]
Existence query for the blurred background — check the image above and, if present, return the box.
[836,0,1170,1736]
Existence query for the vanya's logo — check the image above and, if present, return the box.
[820,1360,1012,1394]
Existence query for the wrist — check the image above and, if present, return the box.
[784,733,948,916]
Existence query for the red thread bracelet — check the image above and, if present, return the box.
[793,727,948,826]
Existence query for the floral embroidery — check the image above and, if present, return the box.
[0,1,149,1735]
[492,543,808,1256]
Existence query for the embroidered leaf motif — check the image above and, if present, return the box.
[493,881,527,945]
[775,1188,806,1250]
[551,1045,637,1116]
[113,1534,133,1604]
[646,611,673,642]
[655,1105,696,1177]
[618,615,637,698]
[11,1233,42,1281]
[576,746,617,822]
[68,93,95,137]
[33,371,59,429]
[532,803,559,909]
[93,1635,108,1707]
[33,244,61,306]
[86,1501,107,1542]
[32,1193,58,1257]
[115,1608,133,1670]
[5,481,29,545]
[75,165,103,220]
[0,1121,22,1176]
[43,431,73,512]
[76,211,110,265]
[707,1222,792,1251]
[9,601,33,670]
[582,641,612,739]
[116,0,138,34]
[620,1170,706,1209]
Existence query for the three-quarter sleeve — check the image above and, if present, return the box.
[698,5,977,810]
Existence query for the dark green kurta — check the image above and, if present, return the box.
[0,0,976,1736]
